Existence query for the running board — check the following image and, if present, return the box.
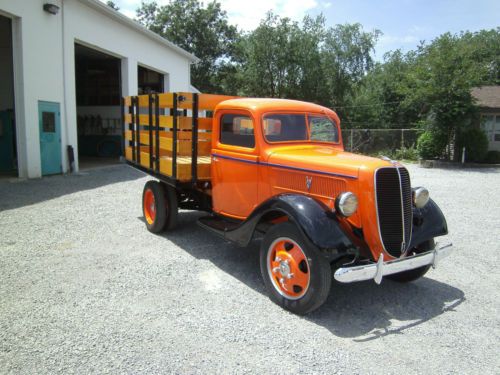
[197,215,254,246]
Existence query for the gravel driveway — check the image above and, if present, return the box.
[1,164,499,374]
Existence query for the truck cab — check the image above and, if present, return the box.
[124,93,453,314]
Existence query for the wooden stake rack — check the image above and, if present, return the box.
[122,92,236,185]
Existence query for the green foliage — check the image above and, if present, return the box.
[417,131,447,160]
[135,2,500,163]
[393,146,419,161]
[237,13,380,110]
[482,151,500,164]
[375,146,419,161]
[136,0,238,93]
[106,1,119,11]
[351,29,499,158]
[456,128,489,162]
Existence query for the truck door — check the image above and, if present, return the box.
[211,111,259,218]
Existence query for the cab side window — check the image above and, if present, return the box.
[220,114,255,148]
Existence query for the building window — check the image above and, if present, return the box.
[138,66,164,95]
[481,114,500,142]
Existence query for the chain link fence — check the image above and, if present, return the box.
[341,129,420,157]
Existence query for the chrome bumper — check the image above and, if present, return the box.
[334,242,453,284]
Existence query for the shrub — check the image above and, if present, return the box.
[482,150,500,164]
[417,131,447,159]
[456,128,488,162]
[393,146,419,161]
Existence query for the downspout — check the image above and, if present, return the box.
[61,0,72,172]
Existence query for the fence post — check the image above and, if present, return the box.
[401,129,405,150]
[350,129,354,151]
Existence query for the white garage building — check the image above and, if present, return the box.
[0,0,198,178]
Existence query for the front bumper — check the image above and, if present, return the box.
[334,242,453,284]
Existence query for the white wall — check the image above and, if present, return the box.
[0,0,65,178]
[63,0,193,172]
[0,0,194,178]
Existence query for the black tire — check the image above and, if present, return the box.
[260,222,331,315]
[386,239,435,282]
[142,181,167,233]
[161,182,178,231]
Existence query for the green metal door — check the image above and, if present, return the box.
[38,101,62,175]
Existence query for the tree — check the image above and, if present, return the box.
[136,0,239,93]
[106,1,119,11]
[238,13,380,110]
[348,28,500,159]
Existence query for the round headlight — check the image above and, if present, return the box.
[335,192,358,217]
[413,187,430,208]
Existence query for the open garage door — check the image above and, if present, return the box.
[0,15,17,177]
[75,43,122,170]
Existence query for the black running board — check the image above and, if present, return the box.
[197,215,253,246]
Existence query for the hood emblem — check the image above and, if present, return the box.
[305,176,313,192]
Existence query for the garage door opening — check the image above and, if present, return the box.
[75,43,122,170]
[0,15,17,177]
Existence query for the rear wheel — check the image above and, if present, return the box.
[142,181,178,233]
[386,239,435,282]
[260,222,331,315]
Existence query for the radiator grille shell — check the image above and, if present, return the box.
[375,167,413,257]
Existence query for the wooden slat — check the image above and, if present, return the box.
[124,131,211,156]
[176,92,193,109]
[178,117,213,130]
[160,138,211,156]
[125,114,172,127]
[138,95,150,107]
[198,94,238,111]
[124,114,212,130]
[197,117,213,130]
[160,156,211,181]
[125,146,211,181]
[157,93,174,108]
[125,129,211,142]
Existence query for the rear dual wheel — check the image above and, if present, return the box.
[260,222,331,315]
[142,180,178,233]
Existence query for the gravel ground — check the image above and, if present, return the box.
[1,163,499,374]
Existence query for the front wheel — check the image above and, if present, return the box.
[260,222,331,315]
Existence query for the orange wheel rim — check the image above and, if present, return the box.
[143,189,156,225]
[267,238,310,300]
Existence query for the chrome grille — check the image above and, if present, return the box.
[375,167,413,257]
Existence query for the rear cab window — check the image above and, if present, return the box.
[220,114,255,148]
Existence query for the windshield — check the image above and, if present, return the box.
[263,114,339,143]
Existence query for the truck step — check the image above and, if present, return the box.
[198,215,241,234]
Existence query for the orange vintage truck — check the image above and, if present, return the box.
[123,92,452,314]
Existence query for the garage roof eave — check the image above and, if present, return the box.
[78,0,200,63]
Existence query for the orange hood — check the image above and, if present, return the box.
[265,145,392,178]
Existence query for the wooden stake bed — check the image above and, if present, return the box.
[122,92,237,183]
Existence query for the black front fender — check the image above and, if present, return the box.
[409,198,448,249]
[223,194,353,250]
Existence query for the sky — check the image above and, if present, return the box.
[103,0,500,59]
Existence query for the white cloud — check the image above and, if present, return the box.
[378,34,419,47]
[101,0,321,30]
[218,0,319,30]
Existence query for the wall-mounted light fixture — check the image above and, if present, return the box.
[43,3,60,15]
